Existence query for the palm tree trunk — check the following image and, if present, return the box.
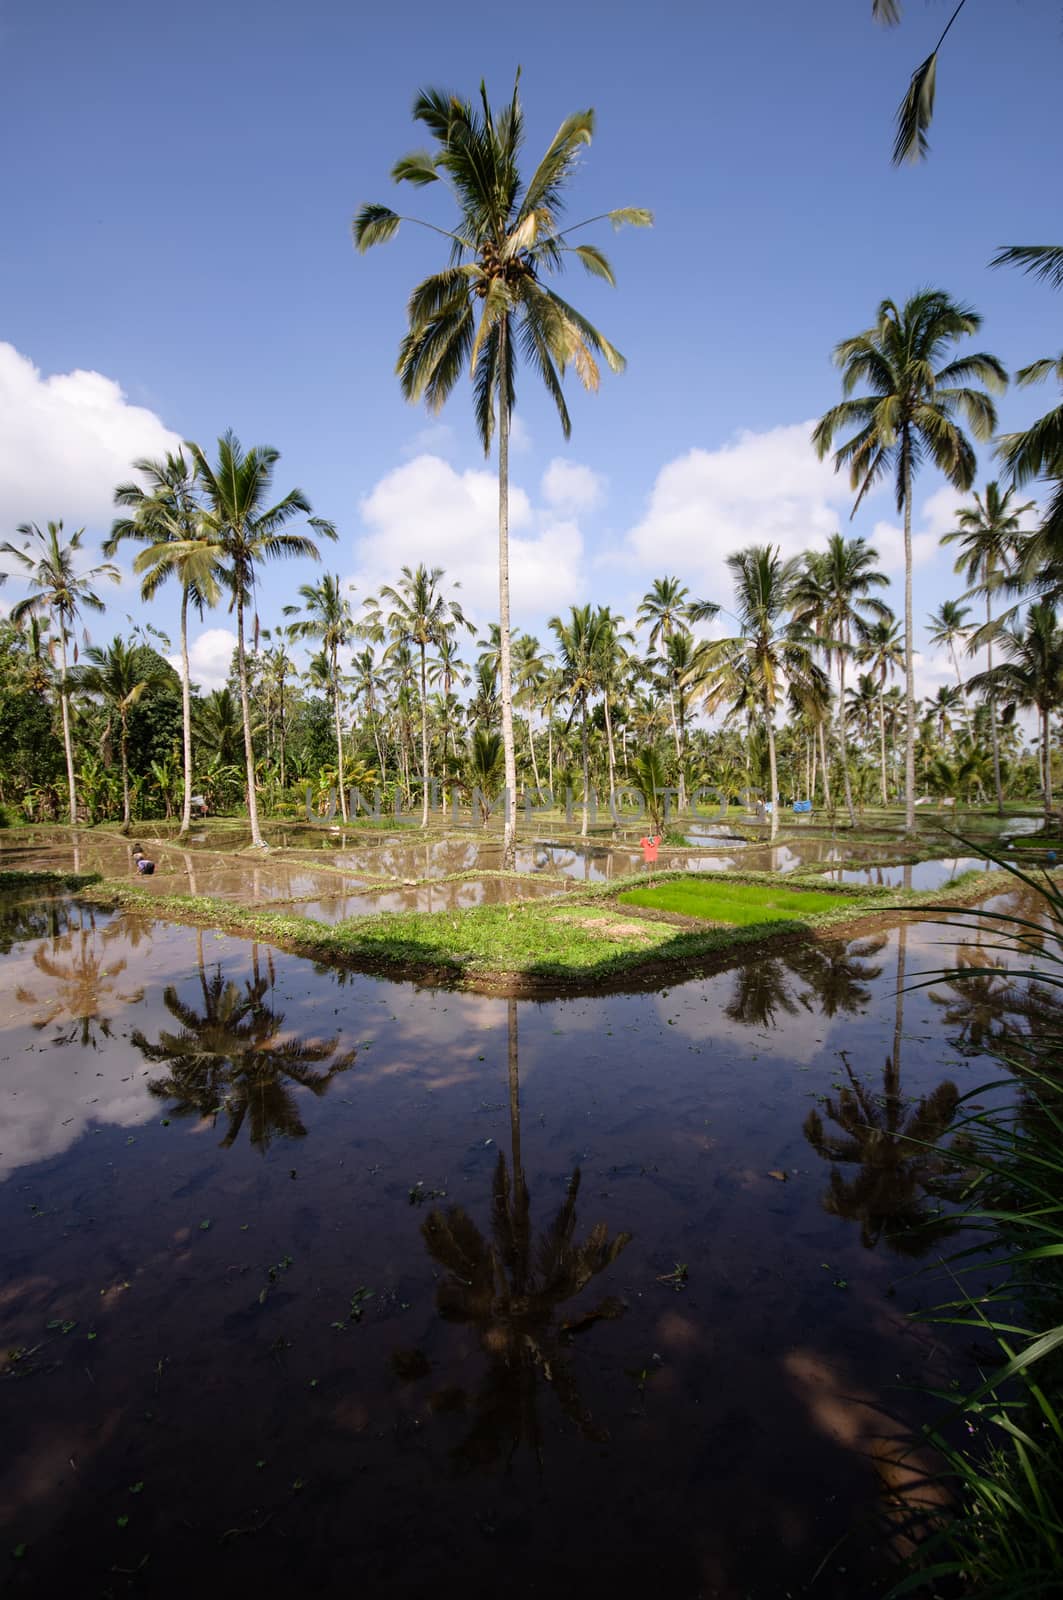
[902,456,917,834]
[818,720,833,811]
[528,717,542,795]
[507,995,522,1184]
[333,645,349,824]
[668,686,682,771]
[892,913,907,1076]
[120,710,132,829]
[766,705,780,841]
[236,588,266,849]
[604,690,617,803]
[419,641,430,828]
[950,642,969,718]
[178,587,194,838]
[986,594,1004,816]
[810,733,818,805]
[1043,707,1054,815]
[878,690,888,807]
[676,689,687,811]
[837,650,857,826]
[369,692,385,780]
[580,701,590,838]
[58,625,77,826]
[497,321,518,868]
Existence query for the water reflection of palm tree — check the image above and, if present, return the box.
[15,907,144,1047]
[132,955,355,1150]
[724,935,886,1029]
[419,996,631,1470]
[929,943,1058,1056]
[0,894,71,954]
[804,913,968,1253]
[803,1054,965,1254]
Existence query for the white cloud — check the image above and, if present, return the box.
[622,422,854,601]
[352,453,585,623]
[401,422,455,459]
[866,517,937,575]
[0,343,181,542]
[912,647,963,705]
[541,458,605,512]
[167,627,237,692]
[921,483,975,538]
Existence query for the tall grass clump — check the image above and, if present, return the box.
[896,846,1063,1596]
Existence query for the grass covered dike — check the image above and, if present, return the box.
[16,859,1013,996]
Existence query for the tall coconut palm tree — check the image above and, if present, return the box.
[107,452,226,837]
[467,727,505,826]
[968,603,1063,816]
[549,604,609,837]
[354,76,650,864]
[351,646,388,781]
[857,611,904,805]
[997,353,1063,596]
[512,632,550,794]
[788,660,835,810]
[701,546,812,840]
[428,633,471,780]
[655,630,708,810]
[927,598,973,711]
[792,534,890,826]
[635,575,718,649]
[193,688,243,769]
[364,565,471,828]
[284,574,357,822]
[812,290,1007,831]
[924,683,964,749]
[636,576,718,772]
[187,431,335,849]
[76,638,172,829]
[942,481,1035,814]
[257,630,298,791]
[594,608,633,805]
[0,521,119,825]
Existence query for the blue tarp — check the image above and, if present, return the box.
[792,800,812,813]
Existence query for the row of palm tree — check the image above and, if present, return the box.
[351,77,1061,845]
[2,432,333,843]
[5,504,1062,833]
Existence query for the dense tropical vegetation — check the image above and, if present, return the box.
[1,475,1059,831]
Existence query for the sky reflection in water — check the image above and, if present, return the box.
[0,885,1048,1597]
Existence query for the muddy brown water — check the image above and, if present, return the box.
[0,880,1036,1598]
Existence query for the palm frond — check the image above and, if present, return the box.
[608,207,653,229]
[990,245,1063,290]
[520,110,594,218]
[390,150,439,187]
[567,243,616,285]
[352,204,402,252]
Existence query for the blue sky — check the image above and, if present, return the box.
[1,0,1058,697]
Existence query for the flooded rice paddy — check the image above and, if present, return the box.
[0,854,1038,1597]
[823,856,990,892]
